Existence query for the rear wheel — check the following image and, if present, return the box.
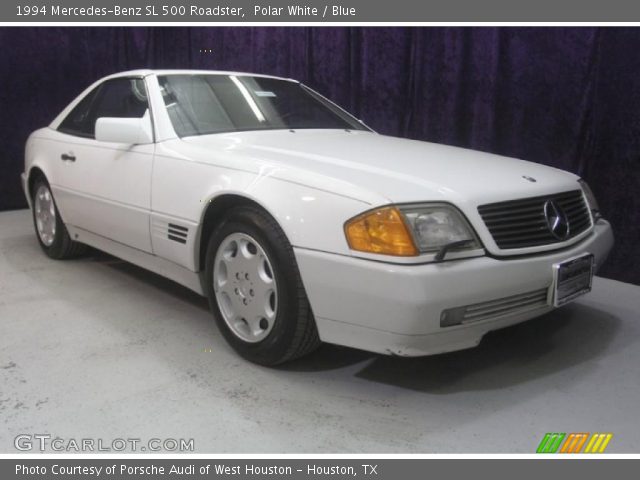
[204,206,320,365]
[32,179,86,259]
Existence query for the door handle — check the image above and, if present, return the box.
[61,153,76,162]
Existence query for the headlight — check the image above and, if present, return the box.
[344,204,479,257]
[399,204,479,253]
[578,179,601,219]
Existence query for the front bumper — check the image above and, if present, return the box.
[294,220,614,356]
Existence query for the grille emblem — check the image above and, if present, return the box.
[544,200,570,240]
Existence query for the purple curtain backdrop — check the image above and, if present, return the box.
[0,27,638,285]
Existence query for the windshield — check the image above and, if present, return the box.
[157,74,368,137]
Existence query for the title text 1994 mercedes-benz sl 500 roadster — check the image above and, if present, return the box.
[23,70,614,365]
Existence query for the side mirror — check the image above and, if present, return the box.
[95,115,153,145]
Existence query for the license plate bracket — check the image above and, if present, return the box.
[551,253,595,307]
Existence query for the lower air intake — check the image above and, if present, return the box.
[440,288,550,327]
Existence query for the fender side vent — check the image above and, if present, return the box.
[168,223,188,244]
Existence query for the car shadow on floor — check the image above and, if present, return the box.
[84,247,210,310]
[16,242,622,395]
[280,303,621,393]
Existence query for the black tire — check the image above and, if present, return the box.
[31,178,86,259]
[204,205,320,365]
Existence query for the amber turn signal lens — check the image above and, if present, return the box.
[344,206,418,256]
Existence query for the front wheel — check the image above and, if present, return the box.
[204,206,320,365]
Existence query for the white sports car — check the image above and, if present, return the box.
[22,70,614,365]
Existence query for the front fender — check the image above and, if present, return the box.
[200,179,372,257]
[151,145,374,271]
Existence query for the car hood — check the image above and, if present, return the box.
[182,129,581,206]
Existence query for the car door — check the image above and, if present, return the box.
[49,76,154,252]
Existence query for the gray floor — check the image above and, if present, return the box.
[1,209,639,453]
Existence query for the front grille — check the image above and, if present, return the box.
[440,288,549,327]
[477,190,592,249]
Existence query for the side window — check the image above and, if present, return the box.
[58,78,149,138]
[57,85,101,138]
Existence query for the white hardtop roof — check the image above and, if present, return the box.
[103,69,298,83]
